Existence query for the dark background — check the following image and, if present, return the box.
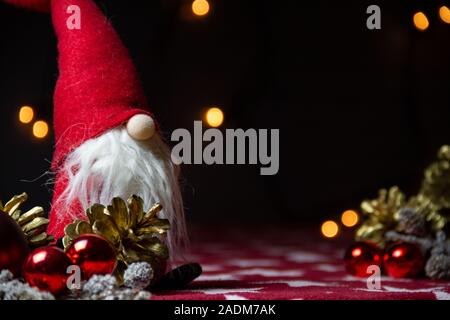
[1,0,449,225]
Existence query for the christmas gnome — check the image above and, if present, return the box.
[4,0,186,253]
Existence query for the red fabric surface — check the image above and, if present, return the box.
[153,226,450,300]
[47,0,153,238]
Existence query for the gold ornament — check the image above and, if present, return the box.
[357,186,406,247]
[356,146,449,247]
[0,193,54,247]
[62,195,170,282]
[420,145,450,209]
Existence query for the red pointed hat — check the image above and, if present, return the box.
[50,0,152,170]
[5,0,153,168]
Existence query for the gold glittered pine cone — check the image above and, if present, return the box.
[62,195,170,282]
[0,193,54,248]
[355,221,386,247]
[356,186,406,247]
[420,145,450,209]
[360,186,406,224]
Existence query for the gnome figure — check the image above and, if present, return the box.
[5,0,186,253]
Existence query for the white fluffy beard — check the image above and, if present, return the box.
[54,127,186,256]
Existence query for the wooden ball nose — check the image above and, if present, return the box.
[126,114,156,141]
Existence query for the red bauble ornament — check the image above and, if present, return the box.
[22,246,72,296]
[383,242,424,278]
[344,241,382,277]
[0,212,29,277]
[66,234,117,279]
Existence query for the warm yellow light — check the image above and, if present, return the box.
[341,210,359,227]
[33,120,49,139]
[205,107,224,127]
[439,6,450,23]
[321,220,339,238]
[19,106,34,124]
[192,0,210,16]
[413,12,429,31]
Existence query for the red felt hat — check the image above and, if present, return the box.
[50,0,152,170]
[5,0,152,169]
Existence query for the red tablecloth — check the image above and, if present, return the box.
[153,225,450,300]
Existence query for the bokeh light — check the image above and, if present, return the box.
[413,12,429,31]
[205,107,224,127]
[341,210,359,227]
[32,120,49,139]
[321,220,339,238]
[439,6,450,24]
[192,0,210,16]
[19,106,34,124]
